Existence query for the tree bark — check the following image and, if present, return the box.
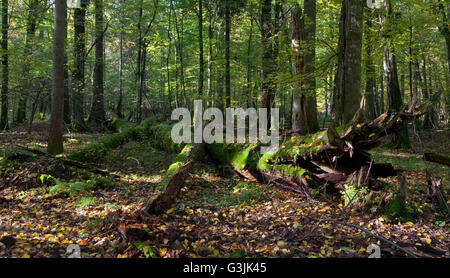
[16,0,40,124]
[382,0,410,149]
[332,0,364,125]
[48,0,66,155]
[260,0,274,127]
[88,0,106,124]
[304,0,319,132]
[198,0,204,101]
[0,0,8,130]
[225,2,231,108]
[142,144,206,215]
[365,8,377,120]
[72,0,88,131]
[291,3,308,135]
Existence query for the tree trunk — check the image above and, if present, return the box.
[291,3,308,135]
[116,25,124,118]
[198,0,204,102]
[260,0,274,127]
[365,8,377,120]
[88,0,106,124]
[0,0,8,130]
[383,0,410,149]
[16,0,40,124]
[420,43,434,129]
[246,18,253,108]
[437,1,450,71]
[48,0,66,155]
[72,0,88,131]
[225,3,231,108]
[207,7,214,107]
[304,0,319,133]
[332,0,364,125]
[136,0,143,123]
[63,3,70,127]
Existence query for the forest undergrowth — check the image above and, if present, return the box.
[0,122,448,258]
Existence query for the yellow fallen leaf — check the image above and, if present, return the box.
[277,241,286,247]
[160,248,167,256]
[403,221,414,228]
[166,208,174,214]
[21,254,30,258]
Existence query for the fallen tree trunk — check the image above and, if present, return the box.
[10,145,117,178]
[424,152,450,167]
[142,143,206,215]
[207,104,428,194]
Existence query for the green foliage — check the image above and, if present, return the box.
[384,199,411,221]
[230,249,246,258]
[76,197,95,209]
[48,179,95,198]
[42,174,114,198]
[133,241,155,258]
[68,117,158,162]
[342,182,370,207]
[226,182,266,206]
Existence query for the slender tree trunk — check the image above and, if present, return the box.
[215,14,224,110]
[409,18,414,106]
[291,3,308,135]
[207,8,214,107]
[365,8,376,120]
[63,3,70,127]
[136,0,143,122]
[0,0,8,130]
[437,1,449,71]
[16,0,39,124]
[48,0,66,155]
[225,3,231,108]
[420,43,434,128]
[383,0,410,149]
[72,0,88,130]
[198,0,204,101]
[304,0,319,132]
[261,0,274,127]
[332,0,364,124]
[246,18,253,108]
[379,70,385,114]
[116,26,124,118]
[88,0,106,124]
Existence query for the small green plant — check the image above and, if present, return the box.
[230,249,246,258]
[133,241,155,258]
[45,175,95,197]
[104,202,117,211]
[384,199,411,221]
[342,182,370,207]
[76,197,95,209]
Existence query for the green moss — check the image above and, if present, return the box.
[69,117,167,162]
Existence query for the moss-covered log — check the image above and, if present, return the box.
[69,117,185,162]
[424,152,450,167]
[206,105,428,193]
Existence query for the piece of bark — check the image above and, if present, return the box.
[426,169,450,215]
[142,144,205,215]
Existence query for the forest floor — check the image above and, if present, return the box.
[0,122,449,258]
